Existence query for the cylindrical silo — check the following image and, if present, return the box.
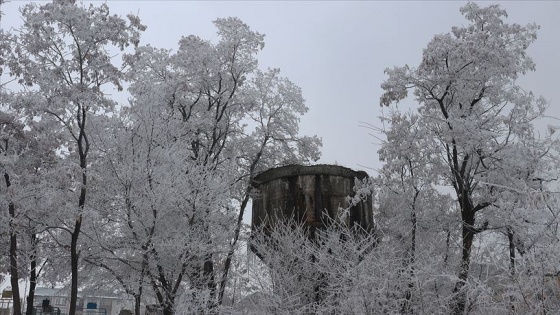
[250,164,374,253]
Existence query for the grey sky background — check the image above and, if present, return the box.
[2,0,560,175]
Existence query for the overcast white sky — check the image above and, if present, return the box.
[2,0,560,176]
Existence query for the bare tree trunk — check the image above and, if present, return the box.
[162,302,173,315]
[69,218,82,315]
[68,174,86,315]
[217,194,250,305]
[69,106,88,315]
[133,261,146,315]
[443,229,451,268]
[205,258,217,310]
[402,204,417,314]
[25,233,38,315]
[452,198,477,315]
[402,182,419,315]
[507,227,516,277]
[507,226,516,313]
[217,139,267,305]
[134,294,142,315]
[452,224,474,315]
[6,172,22,315]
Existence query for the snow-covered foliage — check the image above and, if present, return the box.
[1,2,321,315]
[2,1,145,314]
[377,2,560,314]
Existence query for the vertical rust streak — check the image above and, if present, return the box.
[314,175,323,223]
[286,177,297,221]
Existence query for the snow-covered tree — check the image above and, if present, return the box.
[0,108,28,315]
[2,1,145,314]
[379,3,559,314]
[80,16,321,315]
[372,110,456,313]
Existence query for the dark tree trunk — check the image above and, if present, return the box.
[68,180,86,315]
[444,229,451,267]
[69,122,88,315]
[205,258,217,305]
[217,186,252,305]
[25,233,38,315]
[452,223,474,315]
[133,262,145,315]
[507,226,516,313]
[217,194,250,305]
[68,103,89,315]
[218,139,267,306]
[162,302,173,315]
[402,204,417,314]
[6,172,22,315]
[452,196,476,315]
[134,294,141,315]
[507,227,516,277]
[69,218,82,315]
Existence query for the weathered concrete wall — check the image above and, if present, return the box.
[251,164,374,239]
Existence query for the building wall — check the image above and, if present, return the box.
[251,164,375,246]
[34,291,133,315]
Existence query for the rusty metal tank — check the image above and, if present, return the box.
[251,164,374,242]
